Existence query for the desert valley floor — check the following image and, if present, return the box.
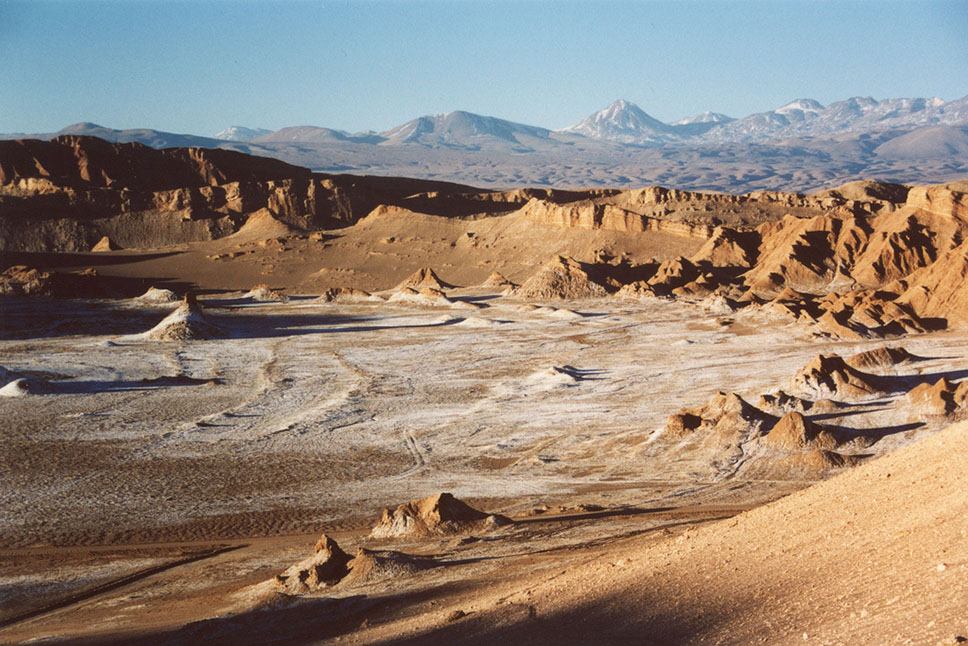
[1,137,968,644]
[2,278,968,645]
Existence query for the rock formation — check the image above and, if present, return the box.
[482,271,515,289]
[369,493,510,539]
[0,135,482,252]
[790,354,883,400]
[513,256,609,300]
[244,284,288,302]
[134,286,180,304]
[665,391,776,441]
[339,548,438,586]
[91,235,120,252]
[904,378,968,416]
[143,293,225,340]
[273,534,351,594]
[394,267,455,291]
[316,287,381,303]
[764,412,842,452]
[844,346,918,370]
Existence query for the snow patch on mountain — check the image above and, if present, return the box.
[671,111,735,126]
[214,126,271,141]
[558,99,675,144]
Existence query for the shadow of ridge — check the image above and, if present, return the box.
[825,420,924,440]
[1,250,182,269]
[871,369,968,394]
[0,299,176,340]
[44,579,489,646]
[49,376,225,395]
[211,311,465,339]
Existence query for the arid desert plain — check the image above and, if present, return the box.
[1,137,968,645]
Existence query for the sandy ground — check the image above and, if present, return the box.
[4,198,968,644]
[2,287,967,644]
[2,208,704,295]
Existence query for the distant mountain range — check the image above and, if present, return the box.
[209,95,968,147]
[3,94,967,193]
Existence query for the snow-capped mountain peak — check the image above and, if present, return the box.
[775,99,825,115]
[559,99,674,144]
[214,126,271,142]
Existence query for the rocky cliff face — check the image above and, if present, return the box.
[0,136,483,252]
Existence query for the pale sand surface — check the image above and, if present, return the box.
[2,292,967,644]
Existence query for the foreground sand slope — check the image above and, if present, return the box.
[347,421,966,645]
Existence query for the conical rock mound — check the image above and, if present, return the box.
[0,366,49,397]
[482,271,515,288]
[135,286,179,304]
[144,293,225,340]
[774,449,863,473]
[395,267,454,291]
[369,493,510,539]
[765,411,840,452]
[228,208,300,243]
[513,256,608,300]
[91,236,120,252]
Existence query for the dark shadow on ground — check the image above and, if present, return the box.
[0,299,472,341]
[1,250,182,270]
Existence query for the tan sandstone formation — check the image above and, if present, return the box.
[513,256,609,300]
[369,493,510,539]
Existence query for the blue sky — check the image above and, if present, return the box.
[2,0,966,135]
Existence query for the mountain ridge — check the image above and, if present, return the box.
[3,93,967,194]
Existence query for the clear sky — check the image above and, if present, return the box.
[2,0,966,136]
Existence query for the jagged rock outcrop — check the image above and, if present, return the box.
[690,226,761,268]
[812,290,929,339]
[268,535,437,594]
[0,265,54,296]
[845,346,918,370]
[790,354,883,400]
[369,493,510,539]
[647,256,703,295]
[665,391,776,440]
[743,213,870,296]
[896,239,968,326]
[756,390,813,415]
[0,135,481,252]
[273,534,351,594]
[904,378,968,416]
